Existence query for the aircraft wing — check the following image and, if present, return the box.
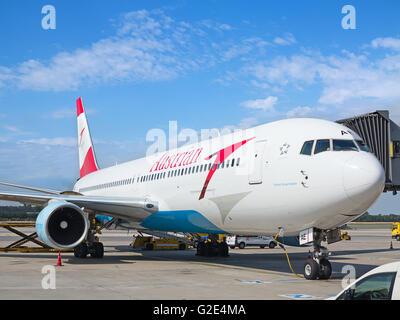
[0,181,61,195]
[0,191,158,222]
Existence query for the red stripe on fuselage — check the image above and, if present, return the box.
[199,137,255,200]
[80,146,98,178]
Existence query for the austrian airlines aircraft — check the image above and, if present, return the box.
[0,98,385,280]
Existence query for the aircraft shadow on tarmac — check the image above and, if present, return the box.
[1,245,398,278]
[112,245,400,279]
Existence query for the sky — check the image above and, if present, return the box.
[0,0,399,213]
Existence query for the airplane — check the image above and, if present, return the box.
[0,97,385,280]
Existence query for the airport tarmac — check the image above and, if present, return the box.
[0,226,399,300]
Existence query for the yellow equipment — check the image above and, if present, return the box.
[340,230,351,240]
[132,236,187,250]
[392,223,400,240]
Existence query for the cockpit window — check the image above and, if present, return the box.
[300,140,314,155]
[314,139,331,154]
[356,140,371,152]
[333,139,358,151]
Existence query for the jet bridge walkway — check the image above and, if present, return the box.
[337,110,400,194]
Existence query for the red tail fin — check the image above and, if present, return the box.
[76,97,99,178]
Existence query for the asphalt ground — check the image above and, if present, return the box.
[0,226,398,300]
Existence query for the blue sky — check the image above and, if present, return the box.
[0,0,400,213]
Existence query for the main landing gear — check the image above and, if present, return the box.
[74,213,104,259]
[303,229,332,280]
[196,234,229,257]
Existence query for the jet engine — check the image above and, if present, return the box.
[35,201,89,249]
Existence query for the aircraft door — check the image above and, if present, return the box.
[248,139,267,184]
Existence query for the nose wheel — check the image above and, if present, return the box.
[303,230,332,280]
[304,257,332,280]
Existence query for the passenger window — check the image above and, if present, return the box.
[300,140,314,155]
[314,139,331,154]
[337,272,396,300]
[236,158,240,166]
[231,159,235,167]
[333,139,358,151]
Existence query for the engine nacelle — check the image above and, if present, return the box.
[36,201,89,249]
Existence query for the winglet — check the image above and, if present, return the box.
[76,97,99,178]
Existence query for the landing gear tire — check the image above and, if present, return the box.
[319,259,332,280]
[196,242,206,256]
[218,242,229,257]
[304,259,319,280]
[90,242,104,258]
[196,240,229,257]
[74,242,88,258]
[205,242,214,256]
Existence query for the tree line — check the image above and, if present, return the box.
[0,205,42,221]
[353,212,400,222]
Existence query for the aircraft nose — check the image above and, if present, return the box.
[343,153,385,207]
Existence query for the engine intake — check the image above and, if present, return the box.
[36,201,89,249]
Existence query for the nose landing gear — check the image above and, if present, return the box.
[303,230,332,280]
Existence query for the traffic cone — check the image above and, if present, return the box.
[307,250,312,259]
[56,251,63,266]
[390,241,393,250]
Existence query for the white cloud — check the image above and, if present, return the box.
[241,96,278,111]
[0,10,232,92]
[238,117,259,128]
[246,55,319,86]
[242,41,400,106]
[3,125,31,135]
[286,106,312,118]
[18,137,77,147]
[47,108,97,119]
[273,33,296,46]
[371,37,400,51]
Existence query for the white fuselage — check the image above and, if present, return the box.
[73,118,385,237]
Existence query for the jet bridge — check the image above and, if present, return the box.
[337,110,400,194]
